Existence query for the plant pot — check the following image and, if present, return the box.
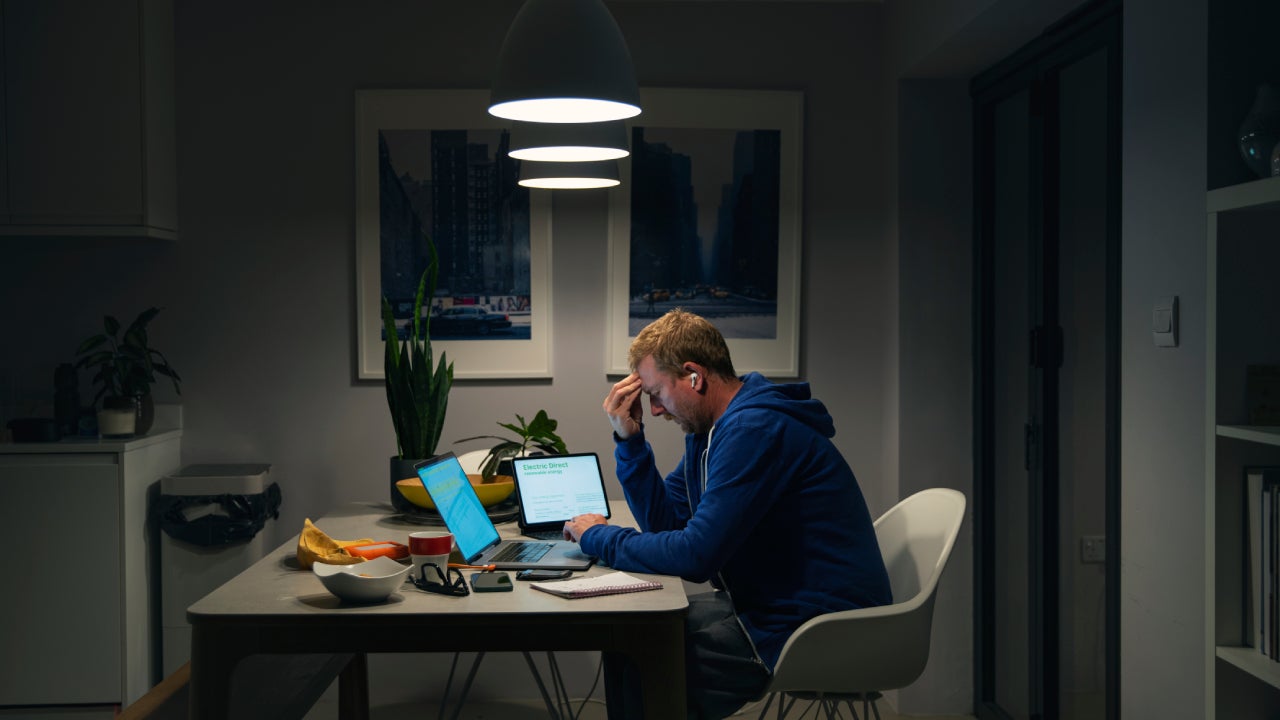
[98,396,138,439]
[390,455,425,513]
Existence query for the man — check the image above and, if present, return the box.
[563,309,892,719]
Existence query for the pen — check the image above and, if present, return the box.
[449,563,497,571]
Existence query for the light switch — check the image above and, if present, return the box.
[1153,296,1178,347]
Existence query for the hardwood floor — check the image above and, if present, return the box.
[309,694,975,719]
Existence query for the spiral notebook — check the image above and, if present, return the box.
[530,571,663,599]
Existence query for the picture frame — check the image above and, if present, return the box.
[355,89,553,380]
[605,88,803,377]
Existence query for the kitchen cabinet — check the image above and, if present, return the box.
[0,0,177,240]
[1206,175,1280,717]
[0,429,181,716]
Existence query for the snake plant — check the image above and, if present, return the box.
[382,238,453,460]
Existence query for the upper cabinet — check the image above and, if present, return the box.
[0,0,177,240]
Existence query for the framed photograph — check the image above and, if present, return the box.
[605,88,803,376]
[356,89,553,380]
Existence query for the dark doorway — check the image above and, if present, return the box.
[972,2,1120,718]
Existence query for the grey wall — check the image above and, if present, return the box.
[1119,0,1208,715]
[896,78,974,714]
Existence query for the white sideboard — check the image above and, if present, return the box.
[0,429,181,716]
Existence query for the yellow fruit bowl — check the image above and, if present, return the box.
[396,475,515,511]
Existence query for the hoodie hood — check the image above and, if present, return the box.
[723,372,836,440]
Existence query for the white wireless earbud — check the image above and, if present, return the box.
[690,372,698,388]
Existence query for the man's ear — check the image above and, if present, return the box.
[683,363,704,389]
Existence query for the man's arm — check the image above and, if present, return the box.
[601,373,690,532]
[582,417,791,581]
[614,432,690,532]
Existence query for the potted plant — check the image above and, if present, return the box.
[456,409,568,481]
[74,307,182,436]
[382,237,453,512]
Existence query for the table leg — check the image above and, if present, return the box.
[617,618,686,720]
[188,623,244,720]
[338,652,370,720]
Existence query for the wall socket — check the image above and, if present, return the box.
[1081,535,1106,564]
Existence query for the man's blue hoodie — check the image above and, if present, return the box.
[579,372,892,669]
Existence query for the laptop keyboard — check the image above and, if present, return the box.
[525,529,565,540]
[490,541,554,563]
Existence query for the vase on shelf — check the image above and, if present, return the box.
[98,396,137,439]
[1238,82,1280,179]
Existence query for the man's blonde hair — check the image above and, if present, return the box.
[628,309,737,380]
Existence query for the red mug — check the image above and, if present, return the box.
[409,531,453,580]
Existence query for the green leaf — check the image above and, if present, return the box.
[75,335,108,356]
[527,409,557,438]
[127,307,160,334]
[496,421,525,437]
[103,315,121,337]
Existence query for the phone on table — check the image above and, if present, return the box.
[470,572,513,592]
[516,568,573,581]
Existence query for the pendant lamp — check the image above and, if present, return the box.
[489,0,641,123]
[518,160,620,189]
[509,120,629,162]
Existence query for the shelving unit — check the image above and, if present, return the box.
[1206,174,1280,718]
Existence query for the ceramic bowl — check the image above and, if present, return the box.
[313,555,411,602]
[396,474,515,510]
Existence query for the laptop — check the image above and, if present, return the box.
[512,453,611,540]
[414,453,596,571]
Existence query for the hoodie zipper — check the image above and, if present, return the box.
[685,424,767,670]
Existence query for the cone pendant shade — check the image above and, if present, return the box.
[518,160,620,189]
[489,0,641,123]
[509,120,629,162]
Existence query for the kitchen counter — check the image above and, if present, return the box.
[0,427,182,454]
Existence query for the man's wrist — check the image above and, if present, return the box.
[612,424,643,443]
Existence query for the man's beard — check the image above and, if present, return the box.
[664,411,703,435]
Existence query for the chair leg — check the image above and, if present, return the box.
[762,691,803,717]
[756,692,776,719]
[867,695,881,720]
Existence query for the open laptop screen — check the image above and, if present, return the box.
[513,453,611,525]
[415,453,500,561]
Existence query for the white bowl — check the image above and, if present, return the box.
[313,556,411,603]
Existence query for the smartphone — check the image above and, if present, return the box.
[470,572,513,592]
[516,569,573,581]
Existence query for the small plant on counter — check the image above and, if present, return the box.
[74,307,182,404]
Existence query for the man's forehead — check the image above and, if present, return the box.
[635,356,668,391]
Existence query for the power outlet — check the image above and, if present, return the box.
[1081,535,1106,564]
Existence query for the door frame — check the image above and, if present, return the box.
[971,1,1121,718]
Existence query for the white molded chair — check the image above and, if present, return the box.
[758,488,967,720]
